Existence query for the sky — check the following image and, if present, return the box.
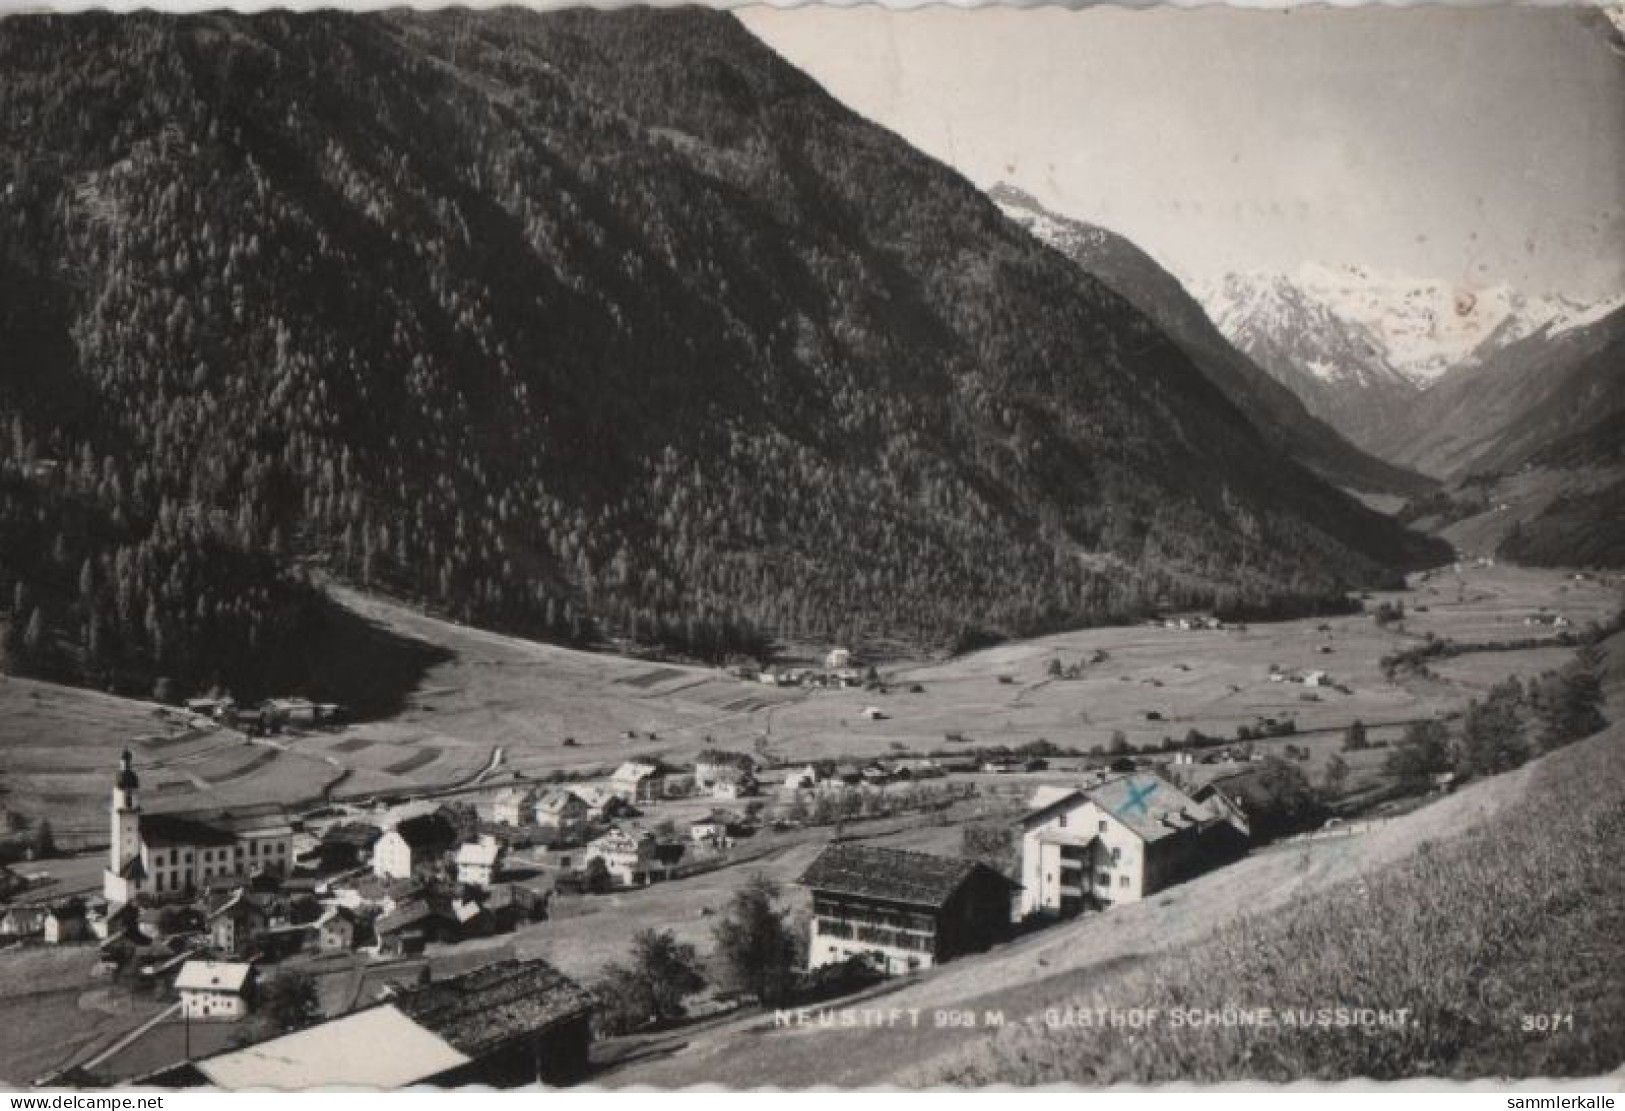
[740,4,1625,301]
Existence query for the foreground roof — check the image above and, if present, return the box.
[392,959,594,1058]
[798,843,1015,909]
[195,1005,470,1090]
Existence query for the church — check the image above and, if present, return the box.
[103,751,296,906]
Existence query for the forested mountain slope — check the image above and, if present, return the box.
[0,9,1444,702]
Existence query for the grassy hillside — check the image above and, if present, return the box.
[0,9,1444,704]
[927,712,1624,1083]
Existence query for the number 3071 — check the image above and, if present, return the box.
[1521,1013,1574,1032]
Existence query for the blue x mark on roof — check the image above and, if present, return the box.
[1120,779,1159,816]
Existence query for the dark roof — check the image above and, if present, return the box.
[391,813,458,851]
[393,959,594,1057]
[376,898,455,935]
[138,813,237,848]
[799,843,1015,909]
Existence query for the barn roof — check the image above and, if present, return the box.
[798,844,1015,909]
[1084,774,1209,843]
[392,959,594,1058]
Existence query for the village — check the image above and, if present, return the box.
[0,562,1618,1087]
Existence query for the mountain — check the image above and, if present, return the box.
[1198,272,1421,455]
[1391,306,1625,566]
[1199,266,1621,465]
[1374,305,1625,479]
[989,185,1432,498]
[0,9,1446,704]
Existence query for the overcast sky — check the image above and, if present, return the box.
[741,4,1625,301]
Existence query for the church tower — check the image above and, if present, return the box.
[109,749,141,875]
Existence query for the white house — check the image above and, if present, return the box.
[491,787,539,827]
[782,765,821,791]
[455,836,504,888]
[610,762,667,803]
[825,647,852,670]
[584,826,662,886]
[373,813,457,880]
[534,788,592,836]
[1016,773,1247,920]
[176,960,255,1021]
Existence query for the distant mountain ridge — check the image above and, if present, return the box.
[990,184,1433,497]
[1196,265,1623,471]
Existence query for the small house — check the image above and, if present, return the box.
[44,900,91,945]
[455,836,505,888]
[491,787,539,828]
[176,960,256,1022]
[315,905,357,953]
[1,905,47,939]
[534,789,592,837]
[208,891,268,957]
[583,826,662,887]
[373,813,458,880]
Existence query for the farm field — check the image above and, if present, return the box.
[0,947,169,1086]
[0,564,1615,847]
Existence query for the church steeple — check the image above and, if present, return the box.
[110,750,141,878]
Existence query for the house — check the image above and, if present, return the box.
[207,891,268,957]
[314,905,357,953]
[860,762,895,786]
[176,960,593,1089]
[452,898,492,938]
[693,751,757,795]
[708,766,758,800]
[44,899,91,944]
[610,762,669,803]
[455,836,505,888]
[374,897,459,956]
[689,811,740,848]
[799,844,1018,977]
[583,826,662,887]
[533,789,592,837]
[568,786,629,821]
[860,706,887,721]
[1016,773,1248,920]
[175,960,255,1022]
[0,905,47,939]
[1302,670,1330,688]
[103,752,295,906]
[782,765,821,791]
[491,787,539,828]
[373,813,458,880]
[825,647,853,670]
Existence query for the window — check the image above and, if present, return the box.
[1111,847,1122,865]
[1098,820,1108,833]
[1119,875,1131,889]
[1058,814,1067,828]
[1097,871,1110,885]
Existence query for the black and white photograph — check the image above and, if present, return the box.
[0,0,1621,1093]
